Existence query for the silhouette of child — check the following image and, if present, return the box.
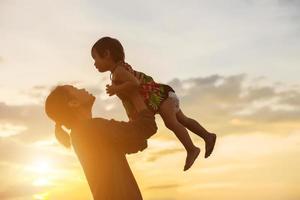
[91,37,216,171]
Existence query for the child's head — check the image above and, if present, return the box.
[91,36,125,72]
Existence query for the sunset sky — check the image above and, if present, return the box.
[0,0,300,199]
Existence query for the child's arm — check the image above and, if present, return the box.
[106,66,140,96]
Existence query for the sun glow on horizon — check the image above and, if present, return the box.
[33,192,49,200]
[28,159,53,174]
[33,177,51,187]
[26,158,54,188]
[26,158,54,199]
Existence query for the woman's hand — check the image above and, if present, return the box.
[106,84,118,96]
[55,123,71,148]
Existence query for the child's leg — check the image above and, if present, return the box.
[159,97,200,171]
[176,110,216,158]
[176,109,211,139]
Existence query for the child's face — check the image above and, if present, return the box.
[92,49,114,73]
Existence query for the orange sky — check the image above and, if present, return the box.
[0,0,300,199]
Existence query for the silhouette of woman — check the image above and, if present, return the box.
[45,85,157,199]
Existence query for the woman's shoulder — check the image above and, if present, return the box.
[73,118,109,132]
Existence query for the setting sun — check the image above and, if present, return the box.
[33,178,50,187]
[33,192,49,200]
[27,159,52,174]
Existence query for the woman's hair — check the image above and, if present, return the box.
[92,36,125,62]
[45,85,75,148]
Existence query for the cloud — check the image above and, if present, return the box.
[136,131,300,199]
[0,81,121,142]
[0,73,299,156]
[0,102,50,142]
[164,74,300,136]
[1,0,300,90]
[0,137,75,168]
[0,72,299,160]
[0,74,299,200]
[0,182,47,199]
[278,89,300,106]
[18,83,104,105]
[0,123,27,137]
[278,0,300,8]
[146,148,183,162]
[146,184,179,190]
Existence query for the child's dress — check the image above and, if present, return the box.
[111,62,177,120]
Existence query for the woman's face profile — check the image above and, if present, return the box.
[63,85,95,108]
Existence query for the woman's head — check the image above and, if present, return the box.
[91,36,125,72]
[46,85,74,126]
[45,85,95,147]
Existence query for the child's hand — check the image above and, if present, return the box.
[106,84,118,96]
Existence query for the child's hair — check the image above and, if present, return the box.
[45,85,73,148]
[92,36,125,62]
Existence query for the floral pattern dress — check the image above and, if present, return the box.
[111,62,175,120]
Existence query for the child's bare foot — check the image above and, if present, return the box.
[205,133,216,158]
[184,147,200,171]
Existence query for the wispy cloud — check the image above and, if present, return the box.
[0,123,27,137]
[0,181,48,200]
[146,184,179,190]
[146,148,183,162]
